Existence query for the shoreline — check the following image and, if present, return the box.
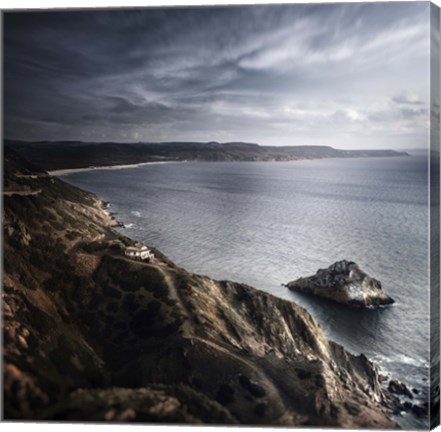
[48,160,182,176]
[47,154,410,176]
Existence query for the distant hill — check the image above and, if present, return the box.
[5,140,409,171]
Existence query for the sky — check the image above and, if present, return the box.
[3,2,432,149]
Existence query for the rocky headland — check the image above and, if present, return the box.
[286,260,395,308]
[2,148,410,427]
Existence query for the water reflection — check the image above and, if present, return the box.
[287,290,392,356]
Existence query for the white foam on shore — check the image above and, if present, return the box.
[373,354,429,369]
[48,160,181,176]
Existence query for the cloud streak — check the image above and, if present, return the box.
[4,3,431,149]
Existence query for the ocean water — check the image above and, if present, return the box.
[62,154,430,428]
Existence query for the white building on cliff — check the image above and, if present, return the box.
[125,245,154,262]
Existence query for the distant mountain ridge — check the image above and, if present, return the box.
[5,139,409,171]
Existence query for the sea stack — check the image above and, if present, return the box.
[286,260,395,308]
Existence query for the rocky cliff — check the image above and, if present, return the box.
[286,260,395,308]
[3,148,400,427]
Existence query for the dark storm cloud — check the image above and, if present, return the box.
[3,2,430,148]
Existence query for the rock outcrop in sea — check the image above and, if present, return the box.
[286,260,395,308]
[3,148,402,427]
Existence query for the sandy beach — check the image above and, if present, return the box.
[48,160,181,176]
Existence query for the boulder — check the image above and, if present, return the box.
[286,260,395,308]
[411,404,428,418]
[388,379,413,399]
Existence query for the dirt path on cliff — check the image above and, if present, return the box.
[152,264,195,336]
[111,256,195,335]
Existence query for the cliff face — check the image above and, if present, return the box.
[286,260,395,308]
[3,148,398,427]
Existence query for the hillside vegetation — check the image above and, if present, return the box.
[6,139,409,171]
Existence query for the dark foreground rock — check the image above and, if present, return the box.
[286,260,395,308]
[385,379,428,419]
[3,149,400,427]
[388,379,413,399]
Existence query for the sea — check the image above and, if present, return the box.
[61,152,430,428]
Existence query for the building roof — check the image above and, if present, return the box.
[126,246,150,253]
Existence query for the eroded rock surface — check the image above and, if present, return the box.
[286,260,395,308]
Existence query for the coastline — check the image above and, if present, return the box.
[48,160,182,176]
[3,148,428,428]
[46,153,410,176]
